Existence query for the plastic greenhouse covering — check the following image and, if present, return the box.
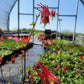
[0,0,17,30]
[80,0,84,5]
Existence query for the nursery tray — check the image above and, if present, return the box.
[0,43,33,66]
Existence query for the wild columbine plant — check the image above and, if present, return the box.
[36,3,50,26]
[33,62,59,83]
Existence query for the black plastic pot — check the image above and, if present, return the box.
[0,43,33,66]
[60,34,76,41]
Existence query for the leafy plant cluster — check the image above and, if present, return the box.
[24,40,84,84]
[0,39,26,56]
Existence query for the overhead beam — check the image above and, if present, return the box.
[19,13,33,15]
[34,7,58,9]
[58,15,77,17]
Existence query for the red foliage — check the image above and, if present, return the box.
[11,36,13,40]
[50,10,55,17]
[33,62,59,83]
[55,50,58,55]
[11,55,15,64]
[57,64,60,69]
[79,55,83,61]
[36,3,50,26]
[7,36,9,39]
[0,55,3,64]
[76,69,80,74]
[63,65,67,72]
[1,35,4,41]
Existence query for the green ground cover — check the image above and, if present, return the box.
[24,39,84,84]
[0,39,26,57]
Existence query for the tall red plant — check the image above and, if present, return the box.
[33,62,59,83]
[36,3,50,26]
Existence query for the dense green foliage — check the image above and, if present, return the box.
[25,40,84,84]
[0,39,26,56]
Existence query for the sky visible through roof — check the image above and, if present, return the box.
[10,0,84,33]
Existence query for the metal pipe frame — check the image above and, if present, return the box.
[7,0,17,33]
[18,0,20,37]
[19,13,33,15]
[34,7,59,9]
[73,0,79,43]
[33,0,35,42]
[56,0,60,39]
[58,15,77,17]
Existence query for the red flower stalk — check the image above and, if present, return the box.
[50,10,55,17]
[55,50,58,55]
[14,36,16,38]
[76,69,80,74]
[11,36,13,40]
[7,36,9,39]
[1,35,4,41]
[35,62,59,83]
[79,55,83,61]
[63,65,67,72]
[11,55,15,64]
[0,55,3,64]
[30,37,32,40]
[33,65,50,84]
[22,36,25,42]
[36,3,50,26]
[57,64,60,69]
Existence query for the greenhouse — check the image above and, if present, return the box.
[0,0,84,84]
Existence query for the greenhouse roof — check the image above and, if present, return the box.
[0,0,17,30]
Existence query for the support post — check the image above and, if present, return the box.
[18,0,20,38]
[56,0,60,40]
[73,0,79,43]
[7,15,10,33]
[33,0,35,42]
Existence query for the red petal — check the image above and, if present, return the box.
[37,62,59,83]
[33,65,49,84]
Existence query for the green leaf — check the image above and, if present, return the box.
[30,22,34,26]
